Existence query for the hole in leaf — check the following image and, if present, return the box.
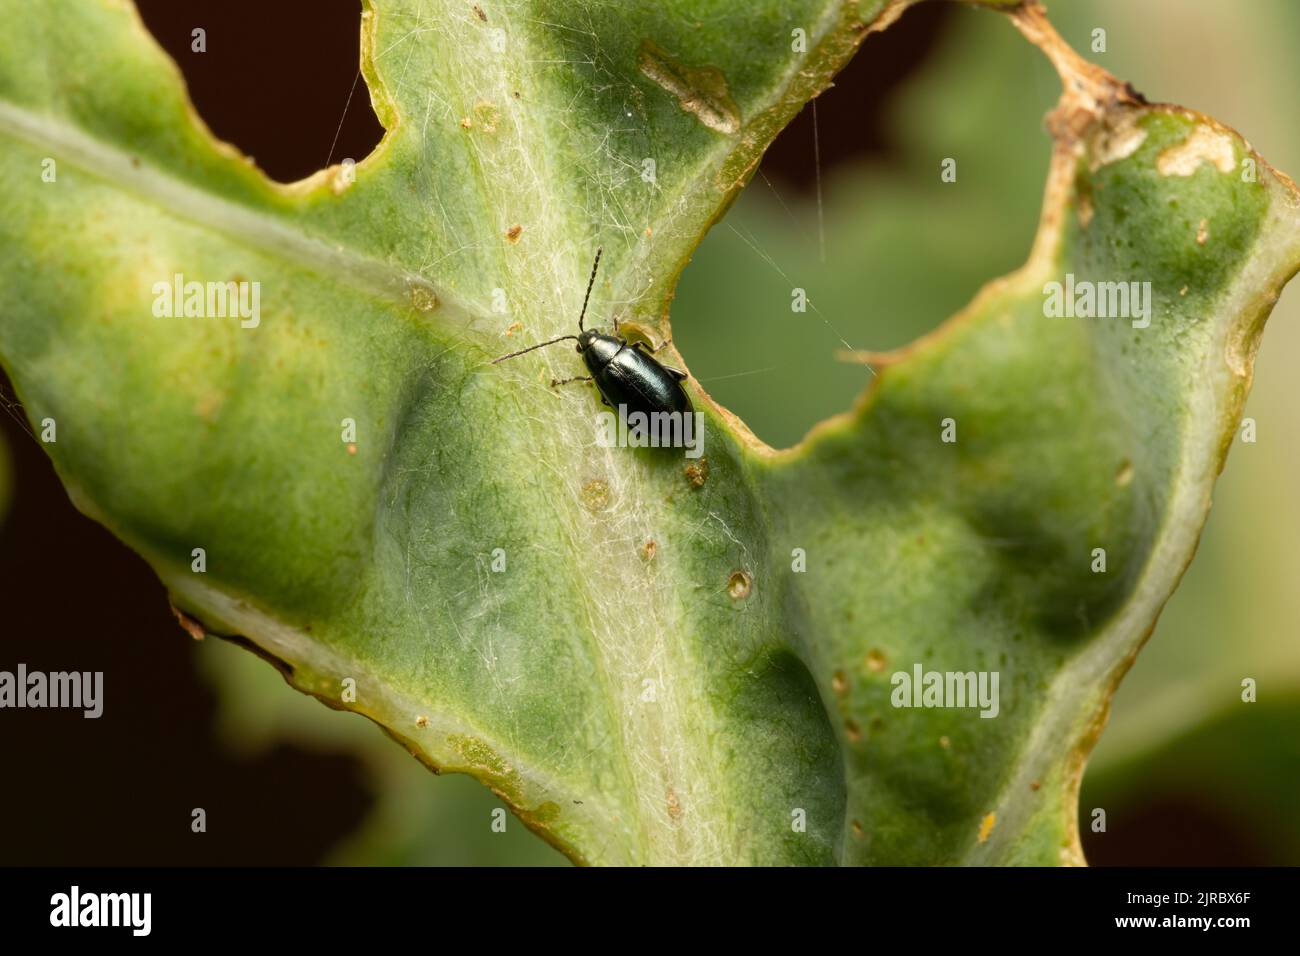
[759,3,952,193]
[673,2,1056,449]
[134,0,385,184]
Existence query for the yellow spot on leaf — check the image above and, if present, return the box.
[978,812,997,844]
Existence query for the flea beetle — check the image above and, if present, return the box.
[491,249,692,417]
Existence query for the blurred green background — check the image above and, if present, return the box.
[0,0,1295,865]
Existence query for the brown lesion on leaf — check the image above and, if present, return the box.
[684,458,709,488]
[1085,108,1148,172]
[637,40,741,135]
[581,477,610,511]
[726,568,752,600]
[408,283,438,312]
[170,604,206,641]
[1158,123,1237,177]
[505,223,523,243]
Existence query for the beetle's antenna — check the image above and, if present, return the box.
[492,249,600,363]
[490,334,580,364]
[578,247,602,332]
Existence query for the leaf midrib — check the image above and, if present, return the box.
[0,98,450,318]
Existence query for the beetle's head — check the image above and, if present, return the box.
[576,328,599,352]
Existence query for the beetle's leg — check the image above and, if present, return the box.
[549,374,594,389]
[631,339,689,380]
[630,338,673,354]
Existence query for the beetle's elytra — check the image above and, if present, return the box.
[491,249,692,418]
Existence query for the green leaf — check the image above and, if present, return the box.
[1,0,1297,865]
[199,637,569,865]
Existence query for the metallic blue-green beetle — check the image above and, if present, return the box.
[491,249,692,418]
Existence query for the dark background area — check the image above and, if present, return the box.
[0,0,1273,866]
